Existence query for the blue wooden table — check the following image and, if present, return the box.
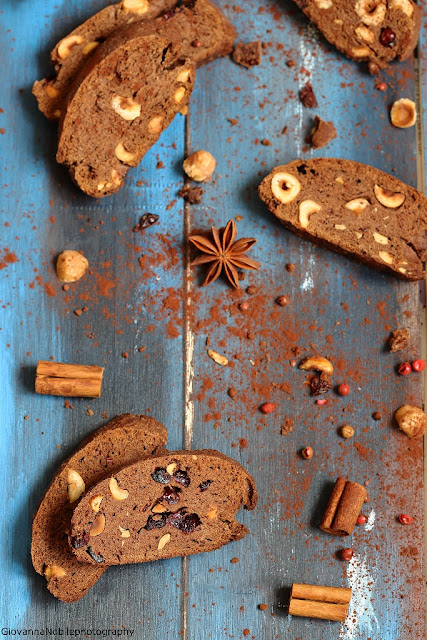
[0,1,425,638]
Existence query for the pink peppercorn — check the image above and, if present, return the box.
[412,359,425,372]
[399,514,413,525]
[338,383,350,396]
[261,402,275,414]
[356,514,368,525]
[398,362,412,376]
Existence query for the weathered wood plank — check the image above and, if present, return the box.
[185,1,424,639]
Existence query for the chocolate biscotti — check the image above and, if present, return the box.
[258,158,427,281]
[31,414,167,602]
[292,0,420,72]
[69,450,257,565]
[32,0,177,120]
[56,31,195,197]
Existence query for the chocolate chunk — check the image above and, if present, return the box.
[300,83,317,108]
[178,185,204,204]
[133,214,159,232]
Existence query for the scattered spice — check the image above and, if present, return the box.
[228,387,237,399]
[412,359,425,372]
[281,418,294,435]
[340,548,354,561]
[189,220,260,289]
[133,213,159,232]
[301,446,313,460]
[398,514,413,525]
[260,402,275,414]
[337,383,350,396]
[398,362,411,376]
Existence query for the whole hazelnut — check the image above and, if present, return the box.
[183,150,216,182]
[390,98,417,129]
[56,250,89,283]
[340,425,355,439]
[395,405,426,439]
[301,446,313,460]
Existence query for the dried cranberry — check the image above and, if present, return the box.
[162,486,181,505]
[70,532,90,549]
[199,480,212,491]
[173,469,190,487]
[380,27,396,48]
[166,510,185,529]
[316,398,328,406]
[144,514,167,530]
[86,547,105,563]
[180,513,202,534]
[310,372,331,396]
[151,467,171,484]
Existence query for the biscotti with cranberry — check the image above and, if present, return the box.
[32,0,177,120]
[56,31,195,198]
[292,0,420,72]
[258,158,427,281]
[31,414,167,602]
[69,450,257,565]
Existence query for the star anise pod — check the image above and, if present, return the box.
[189,219,260,288]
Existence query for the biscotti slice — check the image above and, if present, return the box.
[34,0,235,122]
[56,31,195,198]
[69,450,257,565]
[31,414,167,602]
[32,0,177,120]
[292,0,420,72]
[258,158,427,281]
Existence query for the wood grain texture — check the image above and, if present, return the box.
[0,0,425,639]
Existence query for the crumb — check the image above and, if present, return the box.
[300,82,317,108]
[156,161,165,169]
[228,387,237,398]
[243,630,250,637]
[230,557,240,564]
[133,213,159,232]
[310,116,337,149]
[286,59,296,67]
[261,138,272,146]
[282,126,288,135]
[122,352,129,358]
[232,41,262,68]
[87,409,94,416]
[138,346,146,352]
[74,309,82,316]
[178,185,204,204]
[259,604,268,611]
[228,118,239,126]
[64,401,74,409]
[281,418,294,435]
[389,328,410,352]
[286,263,295,274]
[24,415,29,420]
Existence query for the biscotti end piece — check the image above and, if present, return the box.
[57,31,195,197]
[31,414,168,602]
[258,158,427,281]
[292,0,420,72]
[32,0,178,120]
[69,450,257,565]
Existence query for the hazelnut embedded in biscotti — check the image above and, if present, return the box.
[56,250,88,283]
[374,184,405,208]
[119,526,131,538]
[67,469,85,503]
[152,504,167,513]
[355,25,375,43]
[44,565,67,582]
[82,41,100,56]
[313,0,333,7]
[115,142,136,164]
[166,463,177,475]
[345,198,370,215]
[121,0,149,13]
[183,150,216,182]
[90,513,106,536]
[355,0,386,25]
[89,495,103,513]
[176,69,191,83]
[111,94,141,121]
[373,232,389,245]
[111,169,122,187]
[270,172,301,204]
[109,477,129,500]
[378,250,393,264]
[45,83,60,99]
[390,98,416,128]
[395,405,426,439]
[173,87,187,104]
[299,356,334,375]
[97,180,113,192]
[147,115,164,135]
[389,0,414,17]
[298,200,321,229]
[57,35,85,60]
[350,46,371,58]
[158,533,171,550]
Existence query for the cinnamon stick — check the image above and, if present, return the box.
[35,361,104,398]
[289,583,352,622]
[319,477,367,536]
